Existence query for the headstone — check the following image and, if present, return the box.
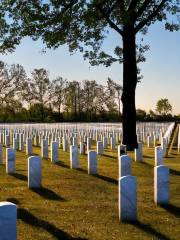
[0,202,17,240]
[41,139,48,159]
[0,144,2,164]
[28,156,42,188]
[155,146,163,166]
[6,148,15,174]
[79,142,85,155]
[70,145,79,169]
[147,136,152,147]
[26,138,33,155]
[62,137,68,152]
[110,137,116,150]
[119,155,131,177]
[5,135,10,147]
[51,141,59,163]
[13,138,18,150]
[154,165,169,205]
[118,144,127,157]
[134,142,143,162]
[97,141,103,155]
[87,138,91,152]
[119,176,137,221]
[103,137,108,149]
[19,133,24,151]
[88,150,97,174]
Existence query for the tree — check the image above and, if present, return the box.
[156,98,172,116]
[0,61,26,105]
[4,1,180,149]
[51,77,67,119]
[136,108,146,121]
[107,78,123,117]
[24,68,51,121]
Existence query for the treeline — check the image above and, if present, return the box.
[0,61,179,123]
[0,61,122,122]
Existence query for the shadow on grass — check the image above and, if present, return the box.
[143,155,152,159]
[139,161,153,169]
[55,161,69,169]
[31,187,66,201]
[6,198,20,205]
[131,220,170,240]
[102,154,117,159]
[170,169,180,176]
[94,174,118,185]
[161,203,180,218]
[18,208,87,240]
[10,173,27,181]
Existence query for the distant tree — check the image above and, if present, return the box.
[0,61,26,105]
[136,109,146,121]
[24,68,51,121]
[107,78,123,117]
[51,77,67,119]
[156,98,172,116]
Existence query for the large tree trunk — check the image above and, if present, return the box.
[121,27,138,150]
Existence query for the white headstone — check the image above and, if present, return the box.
[154,165,169,205]
[119,176,137,221]
[26,138,33,155]
[0,144,2,164]
[155,146,163,166]
[97,141,103,155]
[0,202,17,240]
[88,150,97,174]
[41,139,48,159]
[6,148,15,174]
[51,141,59,163]
[62,137,68,152]
[118,144,127,157]
[134,142,143,162]
[119,155,131,177]
[70,145,79,169]
[79,142,85,155]
[28,156,42,188]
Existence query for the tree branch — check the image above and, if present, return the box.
[135,0,168,33]
[96,4,123,36]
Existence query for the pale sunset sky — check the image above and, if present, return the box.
[1,21,180,114]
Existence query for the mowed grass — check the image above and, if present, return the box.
[0,142,180,240]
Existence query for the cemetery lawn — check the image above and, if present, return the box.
[0,145,180,240]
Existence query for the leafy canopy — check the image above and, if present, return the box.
[2,0,180,66]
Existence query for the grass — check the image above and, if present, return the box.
[0,142,180,240]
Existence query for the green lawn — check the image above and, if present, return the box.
[0,143,179,240]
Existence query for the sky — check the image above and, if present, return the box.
[0,21,180,115]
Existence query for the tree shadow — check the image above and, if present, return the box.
[161,203,180,218]
[94,174,118,185]
[10,172,27,181]
[55,161,69,169]
[18,208,87,240]
[131,220,170,240]
[170,169,180,176]
[31,187,66,201]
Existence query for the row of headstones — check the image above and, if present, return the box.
[0,128,123,144]
[0,147,169,240]
[119,152,169,221]
[0,122,171,150]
